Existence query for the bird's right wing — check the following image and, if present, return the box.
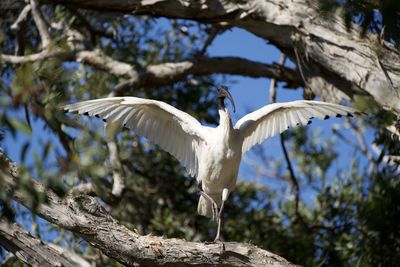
[63,97,208,177]
[235,100,357,154]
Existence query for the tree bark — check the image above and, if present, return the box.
[42,0,400,116]
[0,151,297,267]
[0,220,90,267]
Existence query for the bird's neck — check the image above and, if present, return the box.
[218,107,233,132]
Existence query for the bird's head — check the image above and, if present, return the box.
[217,85,236,113]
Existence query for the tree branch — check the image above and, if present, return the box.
[0,49,302,91]
[10,4,31,31]
[0,151,296,267]
[106,136,126,198]
[30,0,51,48]
[0,220,84,267]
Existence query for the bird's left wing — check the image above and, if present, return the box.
[234,100,357,154]
[63,97,208,177]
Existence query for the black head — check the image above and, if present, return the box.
[217,85,236,113]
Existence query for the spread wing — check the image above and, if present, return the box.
[235,100,357,154]
[63,97,208,177]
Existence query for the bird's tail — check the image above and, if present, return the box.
[197,195,221,219]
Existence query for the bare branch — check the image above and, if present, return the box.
[75,50,139,79]
[0,49,69,64]
[269,54,287,103]
[0,220,77,267]
[10,4,32,31]
[116,56,301,94]
[0,49,302,91]
[30,0,51,48]
[0,151,297,267]
[106,137,126,198]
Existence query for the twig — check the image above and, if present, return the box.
[280,135,300,217]
[30,0,51,49]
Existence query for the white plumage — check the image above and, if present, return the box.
[63,86,357,240]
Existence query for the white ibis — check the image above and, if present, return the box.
[63,86,357,241]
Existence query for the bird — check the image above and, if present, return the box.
[63,85,357,241]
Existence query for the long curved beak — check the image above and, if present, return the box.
[225,89,236,113]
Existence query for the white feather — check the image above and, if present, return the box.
[235,100,357,154]
[63,97,207,177]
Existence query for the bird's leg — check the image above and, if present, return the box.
[197,181,219,221]
[214,188,229,242]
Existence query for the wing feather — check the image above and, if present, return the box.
[235,100,358,154]
[63,97,207,177]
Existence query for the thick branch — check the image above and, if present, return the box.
[42,0,400,115]
[0,152,296,267]
[0,220,81,267]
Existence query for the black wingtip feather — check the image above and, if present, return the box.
[307,121,312,125]
[324,115,330,120]
[83,112,89,116]
[95,114,100,118]
[347,113,353,117]
[102,118,107,122]
[336,114,342,118]
[63,109,69,113]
